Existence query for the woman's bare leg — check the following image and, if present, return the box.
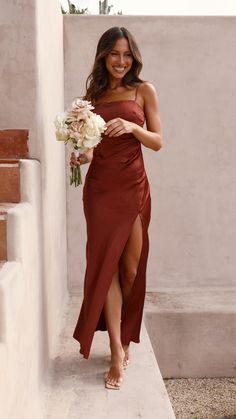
[119,215,143,363]
[103,268,125,387]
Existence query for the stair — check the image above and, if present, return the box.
[0,160,21,203]
[0,129,45,419]
[0,130,28,262]
[144,289,236,378]
[0,129,29,339]
[0,205,16,262]
[0,129,29,159]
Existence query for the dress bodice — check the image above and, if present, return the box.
[92,100,145,162]
[94,99,145,126]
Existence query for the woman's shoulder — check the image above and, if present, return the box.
[138,81,157,97]
[136,81,158,109]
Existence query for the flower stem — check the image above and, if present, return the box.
[70,165,82,187]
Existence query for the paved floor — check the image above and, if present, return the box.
[44,291,175,419]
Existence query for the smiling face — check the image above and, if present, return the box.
[105,37,133,81]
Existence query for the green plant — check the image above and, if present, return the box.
[61,1,88,14]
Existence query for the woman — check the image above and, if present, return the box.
[71,26,163,390]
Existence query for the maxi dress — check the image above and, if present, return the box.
[73,99,151,359]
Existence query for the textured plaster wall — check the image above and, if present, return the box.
[0,0,67,352]
[35,0,68,355]
[0,0,37,143]
[65,16,236,291]
[0,0,67,417]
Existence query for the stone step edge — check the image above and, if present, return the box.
[0,204,17,216]
[0,159,20,165]
[144,290,236,313]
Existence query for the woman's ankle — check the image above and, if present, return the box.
[109,341,124,356]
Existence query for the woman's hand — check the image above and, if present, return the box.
[105,83,162,151]
[69,150,93,167]
[105,118,137,138]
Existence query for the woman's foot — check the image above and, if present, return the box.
[105,344,124,389]
[122,343,130,369]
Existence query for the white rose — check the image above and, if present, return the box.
[91,113,107,133]
[55,127,70,141]
[54,112,69,141]
[80,113,106,148]
[54,112,67,127]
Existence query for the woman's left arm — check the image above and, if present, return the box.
[105,82,163,151]
[133,82,163,151]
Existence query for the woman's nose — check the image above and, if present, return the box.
[118,55,125,65]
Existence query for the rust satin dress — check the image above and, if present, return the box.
[73,99,151,359]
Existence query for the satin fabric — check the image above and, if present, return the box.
[73,100,151,359]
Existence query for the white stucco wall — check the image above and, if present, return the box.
[0,0,37,141]
[0,0,67,416]
[35,0,68,359]
[64,16,236,291]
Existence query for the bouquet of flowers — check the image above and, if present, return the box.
[54,98,106,186]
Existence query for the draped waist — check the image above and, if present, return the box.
[85,145,146,190]
[93,133,141,163]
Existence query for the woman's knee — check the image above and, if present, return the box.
[120,265,137,287]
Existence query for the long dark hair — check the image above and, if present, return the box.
[84,27,143,104]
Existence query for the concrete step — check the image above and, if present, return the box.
[0,160,21,203]
[0,158,40,262]
[0,159,41,342]
[0,202,33,339]
[144,289,236,378]
[0,160,44,419]
[0,129,29,159]
[44,292,175,419]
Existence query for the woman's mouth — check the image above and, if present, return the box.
[113,67,126,73]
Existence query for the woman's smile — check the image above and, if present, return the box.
[113,66,126,73]
[105,37,133,80]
